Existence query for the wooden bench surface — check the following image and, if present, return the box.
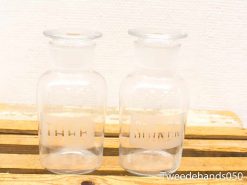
[0,104,246,184]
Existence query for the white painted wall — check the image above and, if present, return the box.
[0,0,247,127]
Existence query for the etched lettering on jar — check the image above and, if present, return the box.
[43,129,89,137]
[130,128,183,149]
[133,131,180,139]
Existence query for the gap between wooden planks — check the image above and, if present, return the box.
[0,174,246,185]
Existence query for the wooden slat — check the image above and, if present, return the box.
[0,120,37,135]
[0,134,38,145]
[185,127,247,139]
[0,135,247,156]
[0,120,246,139]
[0,174,246,185]
[0,154,246,174]
[187,109,242,127]
[183,139,247,156]
[0,104,246,184]
[0,174,247,185]
[0,103,242,126]
[0,103,244,137]
[106,125,247,139]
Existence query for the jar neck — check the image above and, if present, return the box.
[134,38,181,73]
[49,39,95,71]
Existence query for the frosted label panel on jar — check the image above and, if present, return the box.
[40,113,94,148]
[130,113,185,149]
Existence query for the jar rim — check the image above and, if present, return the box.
[43,29,102,40]
[128,28,187,40]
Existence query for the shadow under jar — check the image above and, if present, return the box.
[37,29,107,174]
[119,29,189,176]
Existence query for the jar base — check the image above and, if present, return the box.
[120,150,180,176]
[40,149,102,174]
[46,168,96,175]
[125,168,178,177]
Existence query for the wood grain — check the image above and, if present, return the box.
[0,120,246,139]
[0,104,245,138]
[0,104,246,184]
[0,174,246,185]
[0,154,246,174]
[0,104,242,127]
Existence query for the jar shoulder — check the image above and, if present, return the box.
[120,73,189,110]
[121,72,186,90]
[38,70,107,88]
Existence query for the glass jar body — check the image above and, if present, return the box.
[119,70,188,176]
[37,70,106,174]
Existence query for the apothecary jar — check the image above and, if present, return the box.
[37,29,107,174]
[119,29,189,176]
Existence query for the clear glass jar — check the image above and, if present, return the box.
[119,29,189,176]
[37,29,107,174]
